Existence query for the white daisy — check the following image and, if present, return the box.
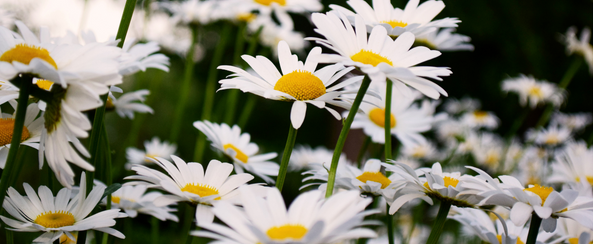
[130,10,195,56]
[556,218,593,244]
[218,40,363,129]
[125,156,256,224]
[101,183,179,222]
[108,89,153,120]
[330,0,460,37]
[348,83,436,146]
[0,172,125,243]
[502,74,565,108]
[526,125,572,147]
[118,39,170,75]
[470,132,505,172]
[0,102,43,168]
[561,26,593,74]
[288,144,350,171]
[415,28,474,51]
[460,110,499,129]
[401,140,439,160]
[159,0,222,25]
[194,121,278,183]
[125,137,177,169]
[250,15,307,56]
[548,141,593,194]
[192,187,377,243]
[224,0,322,17]
[550,112,592,132]
[443,96,481,115]
[310,12,451,99]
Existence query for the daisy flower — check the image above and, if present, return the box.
[414,28,474,51]
[117,39,170,75]
[551,112,592,132]
[548,141,593,193]
[0,102,43,168]
[470,132,505,172]
[194,121,279,183]
[125,156,256,224]
[556,218,593,244]
[443,96,481,115]
[288,144,350,171]
[251,15,307,56]
[303,159,404,197]
[107,89,153,119]
[0,172,125,243]
[224,0,322,17]
[125,137,177,169]
[400,140,439,160]
[159,0,222,25]
[218,40,363,129]
[526,125,572,147]
[348,84,436,146]
[561,26,593,74]
[310,12,451,99]
[100,183,179,222]
[330,0,460,37]
[192,187,377,243]
[461,110,499,129]
[502,74,564,108]
[130,10,194,56]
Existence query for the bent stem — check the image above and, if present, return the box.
[276,124,298,191]
[535,58,582,128]
[384,79,393,161]
[326,75,372,198]
[171,24,199,142]
[525,213,542,244]
[426,201,452,244]
[386,202,395,244]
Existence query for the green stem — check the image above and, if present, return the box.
[0,74,32,207]
[275,124,298,191]
[181,203,197,244]
[525,212,542,244]
[386,202,395,244]
[224,23,248,125]
[326,75,372,198]
[506,106,531,140]
[246,25,264,56]
[193,23,232,162]
[384,79,393,161]
[171,24,199,142]
[101,125,113,244]
[6,230,13,244]
[356,137,372,168]
[6,146,27,190]
[535,58,582,128]
[151,217,159,244]
[426,201,452,244]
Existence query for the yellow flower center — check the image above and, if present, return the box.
[143,154,159,163]
[544,135,560,145]
[266,224,308,241]
[223,144,249,163]
[106,96,115,110]
[181,183,221,200]
[369,108,396,128]
[485,152,500,167]
[350,50,393,67]
[35,210,76,228]
[59,232,78,244]
[473,110,488,121]
[0,44,58,69]
[524,184,554,205]
[237,13,257,22]
[576,176,593,186]
[423,176,459,190]
[274,70,326,101]
[0,118,30,146]
[35,79,54,91]
[411,147,426,158]
[497,235,525,244]
[356,171,392,189]
[381,20,408,28]
[112,196,121,204]
[528,86,543,98]
[254,0,286,6]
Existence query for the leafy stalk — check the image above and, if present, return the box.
[276,125,298,191]
[426,201,452,244]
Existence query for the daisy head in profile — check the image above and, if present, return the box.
[218,40,362,129]
[309,12,451,99]
[0,172,125,243]
[0,101,43,169]
[502,74,564,108]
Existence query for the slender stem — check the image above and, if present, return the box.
[276,125,298,191]
[525,212,542,244]
[246,25,264,56]
[6,146,27,189]
[181,203,197,244]
[171,24,199,142]
[426,201,452,244]
[356,137,372,168]
[0,74,32,207]
[326,75,372,198]
[506,105,531,140]
[224,23,248,125]
[384,79,393,161]
[386,202,395,244]
[6,230,13,244]
[101,125,113,244]
[535,58,582,128]
[151,217,159,244]
[193,23,232,162]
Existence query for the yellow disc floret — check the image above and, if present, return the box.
[369,108,396,128]
[576,176,593,186]
[35,79,54,91]
[111,196,121,204]
[254,0,286,6]
[223,144,249,163]
[181,183,221,200]
[356,171,392,189]
[528,86,543,98]
[35,210,76,228]
[381,20,408,28]
[524,184,554,205]
[497,235,525,244]
[274,70,326,101]
[351,50,393,67]
[423,176,459,190]
[267,224,308,240]
[0,44,58,69]
[0,118,30,146]
[473,110,488,121]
